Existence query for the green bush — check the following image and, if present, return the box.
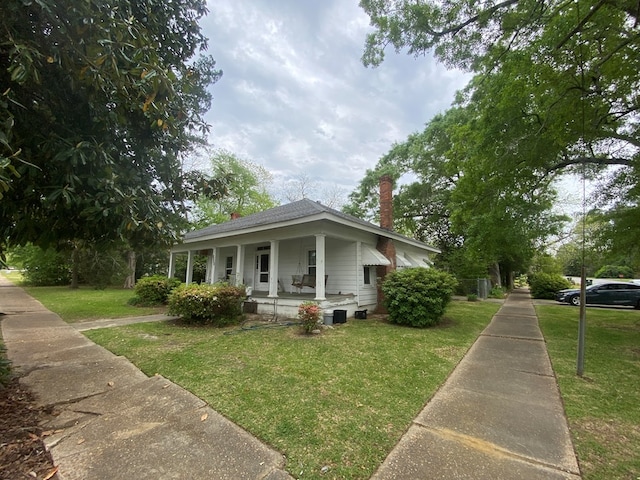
[132,275,182,305]
[528,272,572,299]
[10,245,70,286]
[594,265,635,279]
[382,267,458,328]
[167,283,246,326]
[488,286,506,298]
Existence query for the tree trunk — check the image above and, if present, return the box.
[489,262,501,288]
[123,250,136,289]
[70,247,79,289]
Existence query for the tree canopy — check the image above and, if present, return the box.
[192,150,278,227]
[355,0,640,277]
[1,0,225,251]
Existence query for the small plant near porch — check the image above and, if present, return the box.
[298,301,322,334]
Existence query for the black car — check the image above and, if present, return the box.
[556,281,640,308]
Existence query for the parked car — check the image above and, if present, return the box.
[556,281,640,308]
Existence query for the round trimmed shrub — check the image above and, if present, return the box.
[528,272,572,299]
[594,265,634,279]
[168,283,246,326]
[133,275,182,305]
[382,267,458,327]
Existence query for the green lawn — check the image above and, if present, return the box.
[24,286,166,322]
[84,301,499,480]
[2,273,165,322]
[537,305,640,480]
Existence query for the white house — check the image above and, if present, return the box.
[169,176,440,318]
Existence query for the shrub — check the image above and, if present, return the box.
[167,283,246,326]
[132,275,182,305]
[298,301,322,334]
[382,267,458,328]
[528,272,572,299]
[10,245,70,286]
[488,286,506,298]
[467,293,478,302]
[594,265,635,279]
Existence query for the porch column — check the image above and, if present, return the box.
[186,250,194,285]
[268,240,280,298]
[314,234,326,301]
[168,252,176,278]
[234,245,245,286]
[205,249,214,284]
[209,247,218,284]
[355,242,361,300]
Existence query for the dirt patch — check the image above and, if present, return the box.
[0,378,59,480]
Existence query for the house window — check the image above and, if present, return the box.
[307,250,316,275]
[363,266,371,285]
[225,256,233,279]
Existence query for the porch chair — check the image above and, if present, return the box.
[291,274,328,293]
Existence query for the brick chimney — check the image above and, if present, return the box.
[379,174,393,230]
[230,212,241,220]
[376,175,396,312]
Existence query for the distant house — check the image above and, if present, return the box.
[169,175,440,317]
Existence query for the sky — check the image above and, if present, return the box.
[197,0,471,204]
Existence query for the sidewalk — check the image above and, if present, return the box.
[0,276,293,480]
[372,289,582,479]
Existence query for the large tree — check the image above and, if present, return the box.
[345,106,567,286]
[192,150,278,227]
[357,0,640,275]
[0,0,224,255]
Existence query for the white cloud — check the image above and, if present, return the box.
[201,0,471,199]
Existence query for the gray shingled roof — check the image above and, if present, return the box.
[183,198,439,253]
[185,198,379,240]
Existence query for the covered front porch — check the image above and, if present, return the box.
[245,291,361,319]
[169,229,383,314]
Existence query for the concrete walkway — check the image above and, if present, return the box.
[0,276,293,480]
[372,289,582,479]
[1,278,581,479]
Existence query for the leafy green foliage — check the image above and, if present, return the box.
[0,0,226,252]
[382,268,457,327]
[193,150,278,228]
[528,272,572,299]
[356,0,640,277]
[8,243,136,288]
[168,283,246,326]
[594,265,635,279]
[344,107,567,284]
[11,245,70,286]
[488,286,506,299]
[297,301,322,334]
[132,275,182,306]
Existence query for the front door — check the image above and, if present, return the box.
[255,253,269,291]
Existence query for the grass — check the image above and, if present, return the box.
[84,301,500,480]
[1,272,166,322]
[537,304,640,480]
